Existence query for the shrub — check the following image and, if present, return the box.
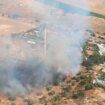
[82,60,93,70]
[72,94,78,99]
[85,84,93,90]
[83,42,88,56]
[25,99,34,105]
[72,90,84,99]
[48,91,55,96]
[46,86,52,91]
[82,43,105,69]
[11,102,15,105]
[77,90,84,97]
[93,44,99,52]
[100,71,105,78]
[89,51,105,64]
[79,81,86,86]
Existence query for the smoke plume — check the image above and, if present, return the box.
[0,0,90,96]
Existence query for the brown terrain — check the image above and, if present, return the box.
[0,16,35,35]
[0,0,105,105]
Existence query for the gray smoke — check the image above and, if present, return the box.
[0,0,90,96]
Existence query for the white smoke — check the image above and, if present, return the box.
[0,0,90,96]
[33,0,90,75]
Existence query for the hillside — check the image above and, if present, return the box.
[0,0,105,105]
